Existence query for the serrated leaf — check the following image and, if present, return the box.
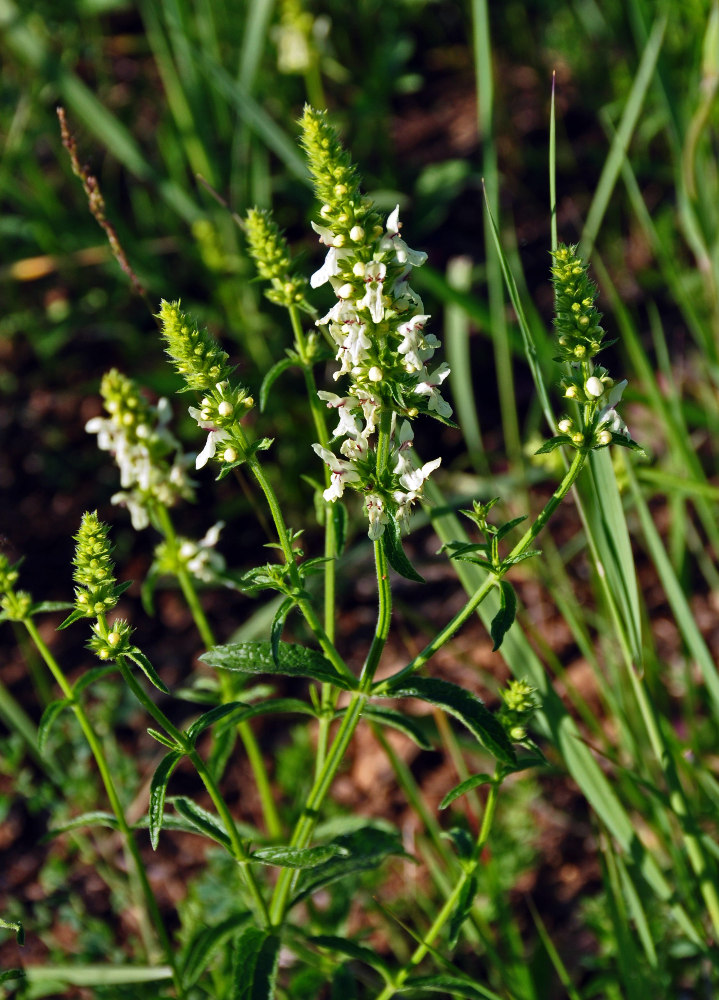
[38,698,71,754]
[147,728,182,750]
[171,796,232,850]
[382,513,425,583]
[149,751,183,849]
[534,435,572,455]
[332,501,348,555]
[49,811,120,835]
[448,872,479,948]
[271,597,293,666]
[385,677,515,765]
[232,926,281,1000]
[398,973,502,999]
[307,934,391,977]
[201,641,356,690]
[72,665,117,697]
[439,773,493,810]
[251,844,348,869]
[291,827,410,907]
[490,580,517,651]
[125,650,170,694]
[30,600,74,614]
[185,702,249,743]
[363,704,432,750]
[260,355,297,411]
[180,911,251,989]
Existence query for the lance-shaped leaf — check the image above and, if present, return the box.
[250,844,349,869]
[260,354,298,411]
[171,796,232,851]
[38,698,71,755]
[448,872,479,948]
[291,826,410,907]
[305,934,391,977]
[232,926,281,1000]
[397,974,503,1000]
[72,665,117,697]
[384,677,515,765]
[190,698,319,745]
[149,750,183,849]
[180,911,251,989]
[362,704,433,750]
[124,650,170,694]
[48,811,120,836]
[490,580,517,651]
[439,773,493,811]
[201,640,356,690]
[271,597,293,666]
[382,512,425,583]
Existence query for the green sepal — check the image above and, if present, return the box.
[448,872,479,948]
[250,844,349,869]
[147,728,182,751]
[38,698,71,754]
[179,911,251,990]
[535,435,572,455]
[201,640,356,690]
[232,926,281,1000]
[398,973,502,999]
[490,580,517,651]
[124,649,170,694]
[271,597,293,666]
[290,826,411,907]
[260,355,299,411]
[170,796,232,851]
[382,513,425,583]
[439,773,493,810]
[149,750,184,849]
[48,811,120,836]
[362,704,433,750]
[384,677,515,766]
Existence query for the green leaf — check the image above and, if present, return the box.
[534,435,572,454]
[49,811,120,835]
[125,650,170,694]
[149,750,183,849]
[448,872,479,948]
[147,728,181,751]
[0,970,25,985]
[185,702,249,744]
[442,827,474,861]
[307,935,391,977]
[382,513,425,583]
[250,844,348,869]
[439,773,493,810]
[331,963,359,1000]
[490,580,517,651]
[493,516,527,542]
[171,796,231,850]
[260,355,298,411]
[213,698,319,732]
[232,926,281,1000]
[363,705,433,750]
[201,641,356,690]
[291,826,410,907]
[30,600,74,614]
[398,973,502,1000]
[72,665,117,696]
[180,911,251,989]
[38,698,71,754]
[384,677,515,765]
[57,608,88,630]
[0,917,24,945]
[271,597,293,666]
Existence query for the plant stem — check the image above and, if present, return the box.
[383,448,587,688]
[153,503,282,840]
[22,618,185,997]
[117,655,271,928]
[375,769,502,999]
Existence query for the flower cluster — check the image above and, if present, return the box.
[498,678,538,743]
[245,208,309,310]
[0,554,32,622]
[158,301,255,476]
[152,522,228,585]
[538,245,640,456]
[301,106,451,539]
[71,512,122,619]
[86,369,195,530]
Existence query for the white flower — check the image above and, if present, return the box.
[189,406,232,469]
[397,314,438,371]
[597,379,630,438]
[357,261,386,322]
[414,363,453,418]
[380,206,428,267]
[312,444,362,501]
[365,493,389,540]
[311,246,343,288]
[399,456,441,494]
[111,490,150,531]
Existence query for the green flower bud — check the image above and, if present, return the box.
[158,300,233,392]
[72,512,119,618]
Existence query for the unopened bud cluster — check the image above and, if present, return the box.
[158,301,254,473]
[86,369,195,529]
[0,556,32,622]
[89,618,133,660]
[245,208,307,309]
[302,107,450,539]
[72,512,120,618]
[543,245,635,454]
[498,679,537,743]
